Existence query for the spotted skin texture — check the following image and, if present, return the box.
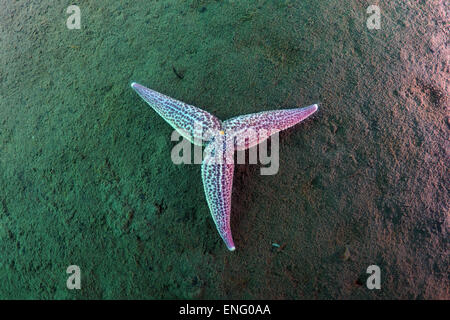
[131,82,221,145]
[224,106,318,151]
[202,140,235,250]
[131,82,318,251]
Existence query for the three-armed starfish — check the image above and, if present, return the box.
[131,82,318,251]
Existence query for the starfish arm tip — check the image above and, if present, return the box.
[302,103,319,118]
[225,236,235,251]
[130,82,137,88]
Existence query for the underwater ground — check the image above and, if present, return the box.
[0,0,448,299]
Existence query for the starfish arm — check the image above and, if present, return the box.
[131,82,222,145]
[223,104,318,150]
[201,141,235,251]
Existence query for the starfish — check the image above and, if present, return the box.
[131,82,318,251]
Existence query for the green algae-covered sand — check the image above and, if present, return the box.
[0,0,448,299]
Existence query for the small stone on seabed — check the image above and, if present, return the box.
[343,246,351,261]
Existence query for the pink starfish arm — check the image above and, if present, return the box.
[223,104,318,150]
[131,82,221,145]
[201,140,235,251]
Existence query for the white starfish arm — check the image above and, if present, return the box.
[131,82,222,145]
[201,141,235,251]
[223,104,318,151]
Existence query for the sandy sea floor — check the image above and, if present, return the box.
[0,0,448,299]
